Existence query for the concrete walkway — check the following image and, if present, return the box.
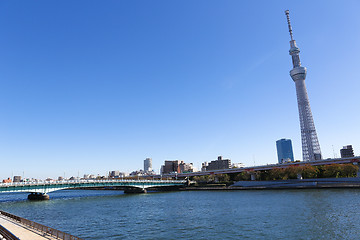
[0,214,57,240]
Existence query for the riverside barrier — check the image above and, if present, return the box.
[0,224,20,240]
[0,211,83,240]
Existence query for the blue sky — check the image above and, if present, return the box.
[0,1,359,179]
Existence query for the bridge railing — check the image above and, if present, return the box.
[0,211,83,240]
[0,223,20,240]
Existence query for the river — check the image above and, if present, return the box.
[0,189,359,239]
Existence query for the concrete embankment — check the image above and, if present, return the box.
[183,177,360,191]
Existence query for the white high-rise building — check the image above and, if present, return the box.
[144,158,152,172]
[285,10,322,161]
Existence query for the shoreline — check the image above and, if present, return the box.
[186,177,360,191]
[182,185,360,191]
[70,177,360,192]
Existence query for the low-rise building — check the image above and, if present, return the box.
[13,176,22,182]
[205,156,231,171]
[232,163,245,168]
[179,161,194,173]
[2,178,12,183]
[108,171,128,178]
[109,171,120,178]
[161,160,181,174]
[130,170,155,176]
[201,162,208,172]
[340,145,355,158]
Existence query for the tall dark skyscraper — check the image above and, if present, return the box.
[276,139,294,164]
[285,10,322,161]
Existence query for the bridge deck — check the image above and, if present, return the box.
[0,179,187,194]
[0,214,57,240]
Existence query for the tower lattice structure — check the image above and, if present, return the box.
[285,10,322,161]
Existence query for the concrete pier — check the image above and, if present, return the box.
[124,188,147,194]
[28,193,50,201]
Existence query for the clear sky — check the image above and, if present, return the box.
[0,0,359,180]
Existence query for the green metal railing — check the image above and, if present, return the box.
[0,179,187,194]
[0,211,83,240]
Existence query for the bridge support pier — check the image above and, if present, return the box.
[28,193,49,201]
[124,188,147,194]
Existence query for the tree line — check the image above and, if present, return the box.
[191,163,359,184]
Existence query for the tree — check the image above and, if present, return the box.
[284,165,302,179]
[216,174,230,183]
[301,164,319,179]
[269,168,287,180]
[339,164,359,178]
[323,164,341,178]
[259,170,271,181]
[234,172,251,181]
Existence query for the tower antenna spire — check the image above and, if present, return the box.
[285,10,293,41]
[285,10,322,162]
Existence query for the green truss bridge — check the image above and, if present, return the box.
[0,179,187,200]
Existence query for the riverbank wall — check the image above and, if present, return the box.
[184,177,360,190]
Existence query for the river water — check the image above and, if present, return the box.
[0,189,359,239]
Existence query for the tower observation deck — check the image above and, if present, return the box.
[285,10,322,161]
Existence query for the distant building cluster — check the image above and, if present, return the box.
[159,156,244,174]
[3,143,359,183]
[1,155,248,182]
[108,171,127,178]
[160,160,194,174]
[127,158,156,177]
[129,169,155,177]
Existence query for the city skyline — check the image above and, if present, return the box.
[0,1,359,179]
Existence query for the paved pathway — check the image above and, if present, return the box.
[0,214,57,240]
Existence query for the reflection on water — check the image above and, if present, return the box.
[1,189,360,239]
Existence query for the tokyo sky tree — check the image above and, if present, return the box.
[285,10,322,161]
